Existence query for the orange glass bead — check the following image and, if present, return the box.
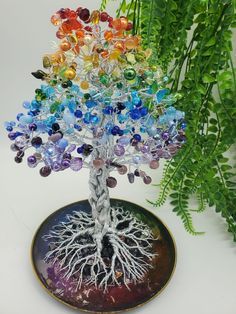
[80,80,89,90]
[104,30,113,41]
[51,14,62,26]
[60,40,71,52]
[70,19,82,30]
[114,30,124,38]
[114,41,125,51]
[112,18,122,31]
[101,50,109,58]
[90,10,100,25]
[76,29,85,39]
[61,21,72,33]
[120,16,128,30]
[125,38,137,50]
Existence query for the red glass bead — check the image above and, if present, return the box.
[100,12,109,22]
[57,8,70,19]
[70,19,82,30]
[84,26,92,32]
[76,7,83,16]
[126,22,133,31]
[79,8,90,21]
[68,10,77,19]
[108,16,113,27]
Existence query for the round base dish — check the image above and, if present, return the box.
[31,199,176,313]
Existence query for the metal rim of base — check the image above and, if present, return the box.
[30,198,177,314]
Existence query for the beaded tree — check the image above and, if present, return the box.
[5,7,186,291]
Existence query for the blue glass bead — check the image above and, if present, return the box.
[133,134,141,141]
[181,122,187,129]
[147,126,158,136]
[90,115,100,124]
[130,109,141,120]
[158,116,166,125]
[124,101,133,110]
[111,126,120,135]
[58,138,68,149]
[118,114,128,123]
[118,129,124,136]
[140,126,146,133]
[10,121,16,127]
[77,146,84,154]
[17,113,24,121]
[37,121,47,132]
[85,100,97,108]
[140,107,148,116]
[6,126,13,132]
[131,91,138,98]
[31,100,41,109]
[83,112,91,124]
[156,89,168,103]
[103,106,113,115]
[22,101,31,109]
[19,115,33,125]
[74,124,82,131]
[74,110,83,118]
[132,97,142,107]
[105,122,113,133]
[48,130,53,136]
[68,100,77,113]
[71,84,80,93]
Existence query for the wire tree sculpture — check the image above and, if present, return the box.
[5,6,186,290]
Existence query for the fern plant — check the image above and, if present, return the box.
[103,0,236,240]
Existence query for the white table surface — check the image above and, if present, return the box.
[0,1,236,313]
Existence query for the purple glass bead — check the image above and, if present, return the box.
[70,157,83,171]
[67,144,76,153]
[63,152,72,160]
[127,173,135,183]
[114,144,125,156]
[29,123,37,131]
[61,159,70,168]
[52,161,61,172]
[141,145,150,153]
[143,176,152,184]
[162,132,169,140]
[106,177,117,188]
[39,166,51,177]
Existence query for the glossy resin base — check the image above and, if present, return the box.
[31,199,176,313]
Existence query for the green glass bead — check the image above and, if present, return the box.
[117,82,123,89]
[84,93,91,100]
[100,74,110,86]
[124,68,136,80]
[50,102,60,114]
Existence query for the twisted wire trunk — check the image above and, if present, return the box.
[88,144,111,236]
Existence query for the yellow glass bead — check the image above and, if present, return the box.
[67,34,78,45]
[109,49,121,60]
[90,10,100,25]
[71,62,77,70]
[52,65,60,74]
[64,68,76,80]
[43,55,52,68]
[84,55,93,62]
[80,80,89,89]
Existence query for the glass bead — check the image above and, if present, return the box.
[127,173,135,183]
[143,176,152,184]
[118,165,127,175]
[114,144,125,156]
[149,160,159,169]
[40,166,51,177]
[79,8,90,21]
[106,177,117,188]
[93,158,104,169]
[70,157,83,171]
[100,12,109,22]
[124,68,136,80]
[80,80,89,90]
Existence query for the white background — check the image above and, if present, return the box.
[0,1,236,314]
